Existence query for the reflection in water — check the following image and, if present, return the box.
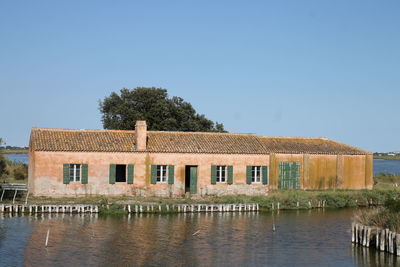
[0,210,399,267]
[352,244,400,267]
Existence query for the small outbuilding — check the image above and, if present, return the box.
[28,121,372,197]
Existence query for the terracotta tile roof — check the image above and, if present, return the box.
[30,128,137,152]
[259,137,370,155]
[30,127,370,155]
[146,131,264,154]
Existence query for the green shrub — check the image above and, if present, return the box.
[0,154,8,178]
[13,164,28,180]
[384,197,400,212]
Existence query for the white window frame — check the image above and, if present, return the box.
[69,164,81,182]
[252,166,262,184]
[216,166,227,183]
[156,165,168,183]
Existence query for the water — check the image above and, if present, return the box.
[373,159,400,175]
[0,209,398,267]
[3,154,28,164]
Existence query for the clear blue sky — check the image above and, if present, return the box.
[1,1,399,152]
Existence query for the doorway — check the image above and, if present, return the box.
[278,162,300,189]
[185,166,198,194]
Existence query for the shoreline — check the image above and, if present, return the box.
[0,188,397,211]
[0,150,29,154]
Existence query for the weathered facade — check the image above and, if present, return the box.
[28,121,373,197]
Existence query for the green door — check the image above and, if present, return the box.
[189,166,198,194]
[278,162,300,189]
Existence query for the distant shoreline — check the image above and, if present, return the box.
[0,149,29,154]
[374,156,400,161]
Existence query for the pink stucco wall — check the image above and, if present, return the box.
[29,151,271,197]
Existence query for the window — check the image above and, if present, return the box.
[116,164,127,182]
[252,166,262,183]
[157,165,168,183]
[69,164,81,182]
[216,166,227,183]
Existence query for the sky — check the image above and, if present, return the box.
[0,1,399,152]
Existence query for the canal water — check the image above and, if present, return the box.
[0,209,398,267]
[5,154,400,175]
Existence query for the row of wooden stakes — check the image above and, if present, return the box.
[125,203,259,213]
[352,223,400,256]
[0,203,260,214]
[0,204,98,214]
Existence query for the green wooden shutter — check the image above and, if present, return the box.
[127,164,134,184]
[109,164,116,184]
[168,165,174,184]
[63,164,70,184]
[151,165,157,184]
[295,163,300,188]
[211,165,217,184]
[262,166,268,185]
[246,166,252,184]
[278,162,284,189]
[227,166,233,184]
[190,167,198,194]
[81,164,88,184]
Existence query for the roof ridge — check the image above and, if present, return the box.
[260,136,328,140]
[148,131,257,136]
[31,127,135,133]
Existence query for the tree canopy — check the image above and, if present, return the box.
[99,87,226,132]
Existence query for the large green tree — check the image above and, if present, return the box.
[99,87,226,132]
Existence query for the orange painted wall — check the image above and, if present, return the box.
[307,155,338,189]
[269,153,372,190]
[341,155,368,189]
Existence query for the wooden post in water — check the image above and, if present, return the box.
[355,224,359,244]
[380,229,385,251]
[396,234,400,256]
[45,229,50,247]
[351,223,355,243]
[366,227,371,247]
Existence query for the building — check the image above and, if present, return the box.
[28,121,373,197]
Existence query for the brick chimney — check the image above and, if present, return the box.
[135,120,147,150]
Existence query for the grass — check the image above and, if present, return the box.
[353,198,400,232]
[7,188,395,210]
[373,173,400,189]
[0,149,28,154]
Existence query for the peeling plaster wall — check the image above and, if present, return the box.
[29,151,373,197]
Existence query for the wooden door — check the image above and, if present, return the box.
[278,162,300,189]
